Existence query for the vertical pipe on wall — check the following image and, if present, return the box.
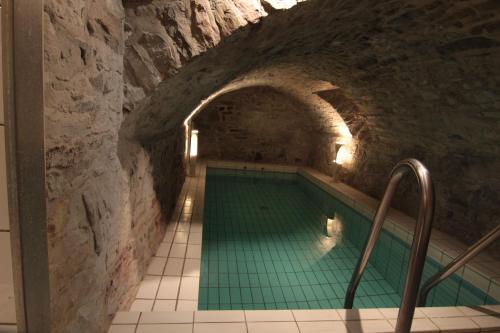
[2,0,51,331]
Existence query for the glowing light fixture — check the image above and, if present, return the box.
[264,0,301,9]
[190,130,199,157]
[335,145,349,165]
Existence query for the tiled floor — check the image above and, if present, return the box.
[109,305,500,333]
[130,166,206,312]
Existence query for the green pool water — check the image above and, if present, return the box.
[198,168,498,310]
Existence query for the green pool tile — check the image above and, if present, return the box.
[208,273,219,288]
[329,298,343,308]
[229,274,240,287]
[312,285,327,300]
[272,287,286,303]
[241,287,253,304]
[254,303,266,309]
[307,300,321,308]
[282,286,296,302]
[208,288,219,304]
[230,287,242,303]
[277,273,290,286]
[199,287,208,304]
[218,274,229,288]
[258,273,271,287]
[286,272,300,286]
[249,274,260,288]
[265,303,277,309]
[219,288,231,304]
[239,274,250,288]
[251,288,264,303]
[305,272,319,285]
[219,303,230,310]
[320,284,337,299]
[292,286,307,302]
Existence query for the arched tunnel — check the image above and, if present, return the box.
[39,0,500,331]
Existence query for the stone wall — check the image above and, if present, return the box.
[43,0,266,332]
[43,1,171,332]
[193,87,318,165]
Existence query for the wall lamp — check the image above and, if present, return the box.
[189,130,199,176]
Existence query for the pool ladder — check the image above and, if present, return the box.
[344,159,435,333]
[343,158,500,333]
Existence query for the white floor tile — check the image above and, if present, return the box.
[0,287,16,324]
[170,244,187,258]
[130,299,154,312]
[179,214,192,224]
[186,244,202,259]
[108,325,136,333]
[136,324,192,333]
[430,317,480,332]
[146,257,167,276]
[163,232,175,243]
[345,319,394,333]
[179,277,200,300]
[190,223,203,233]
[292,309,340,321]
[194,322,247,333]
[183,259,201,277]
[195,310,245,323]
[156,276,181,299]
[188,233,202,245]
[337,309,384,321]
[298,321,349,333]
[245,310,295,322]
[112,312,140,324]
[177,300,199,311]
[470,315,500,330]
[379,308,425,320]
[420,307,464,318]
[140,311,193,324]
[174,232,189,244]
[136,276,161,299]
[389,318,439,333]
[156,243,172,257]
[177,222,191,232]
[153,300,176,311]
[247,321,299,333]
[164,258,184,276]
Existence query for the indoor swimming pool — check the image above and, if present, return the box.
[198,168,498,310]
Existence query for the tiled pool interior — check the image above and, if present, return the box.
[199,168,498,310]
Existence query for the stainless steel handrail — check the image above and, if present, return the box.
[418,224,500,307]
[344,158,435,333]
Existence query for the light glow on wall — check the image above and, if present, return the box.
[190,130,199,157]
